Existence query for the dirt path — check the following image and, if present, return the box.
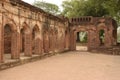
[0,51,120,80]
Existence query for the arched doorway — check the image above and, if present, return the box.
[20,29,25,53]
[32,27,35,54]
[32,25,41,54]
[4,23,19,59]
[20,22,32,56]
[76,31,88,51]
[4,24,12,54]
[99,29,105,46]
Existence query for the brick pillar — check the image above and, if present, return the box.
[104,30,112,47]
[0,24,3,63]
[62,31,65,51]
[87,30,91,50]
[20,32,23,53]
[34,38,42,55]
[49,33,53,52]
[54,32,58,52]
[70,31,76,51]
[65,30,70,50]
[51,32,55,52]
[88,30,98,48]
[61,32,64,51]
[95,30,100,47]
[58,34,62,51]
[11,31,20,59]
[40,32,44,54]
[43,32,49,53]
[73,31,76,50]
[52,32,56,52]
[57,28,65,52]
[24,33,32,56]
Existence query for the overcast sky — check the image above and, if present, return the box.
[22,0,64,10]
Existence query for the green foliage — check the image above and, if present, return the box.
[33,1,60,15]
[99,30,105,37]
[78,32,87,43]
[99,30,105,43]
[62,0,109,17]
[62,0,120,25]
[62,0,86,18]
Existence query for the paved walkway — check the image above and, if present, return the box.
[0,51,120,80]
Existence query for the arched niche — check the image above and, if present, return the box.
[32,24,41,54]
[4,23,19,59]
[20,22,32,56]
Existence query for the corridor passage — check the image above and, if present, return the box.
[0,51,120,80]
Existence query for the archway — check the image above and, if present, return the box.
[4,23,19,59]
[32,25,41,54]
[4,24,12,54]
[20,29,25,53]
[20,22,32,56]
[76,31,88,51]
[99,29,105,46]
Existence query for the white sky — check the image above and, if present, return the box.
[22,0,64,10]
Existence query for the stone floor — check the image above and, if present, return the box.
[0,51,120,80]
[2,53,40,63]
[76,43,88,51]
[76,46,88,51]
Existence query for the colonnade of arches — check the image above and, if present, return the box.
[1,21,69,62]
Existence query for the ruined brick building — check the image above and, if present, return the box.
[0,0,118,63]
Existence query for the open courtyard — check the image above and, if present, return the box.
[0,51,120,80]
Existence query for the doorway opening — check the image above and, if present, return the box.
[4,24,13,59]
[32,26,39,54]
[76,31,88,51]
[20,29,25,53]
[99,30,105,46]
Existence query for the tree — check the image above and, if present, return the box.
[62,0,86,18]
[62,0,120,25]
[62,0,109,17]
[104,0,120,26]
[62,0,120,42]
[33,1,60,15]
